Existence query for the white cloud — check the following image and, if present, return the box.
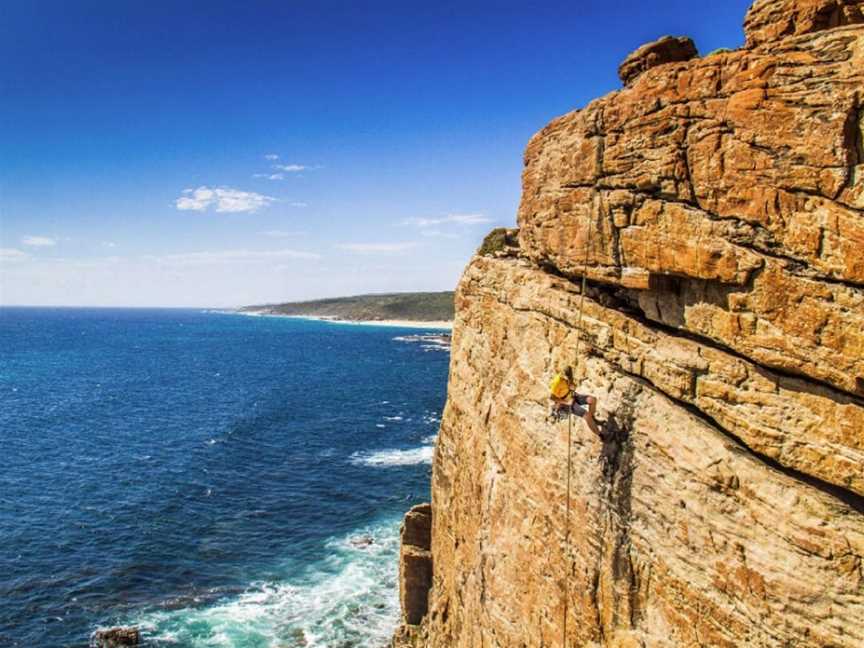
[264,153,280,160]
[102,241,117,248]
[22,235,57,247]
[402,213,491,228]
[0,248,29,262]
[69,256,123,269]
[260,230,302,238]
[336,242,418,254]
[175,186,276,213]
[149,248,321,267]
[273,164,307,173]
[420,229,459,239]
[253,173,286,181]
[289,201,308,208]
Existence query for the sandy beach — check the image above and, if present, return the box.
[333,318,453,330]
[235,311,453,330]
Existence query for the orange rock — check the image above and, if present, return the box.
[744,0,864,47]
[517,5,864,394]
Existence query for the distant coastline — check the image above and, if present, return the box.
[237,291,455,329]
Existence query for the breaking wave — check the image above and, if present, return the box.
[350,445,434,467]
[133,520,402,648]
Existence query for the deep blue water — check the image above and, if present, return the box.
[0,308,448,647]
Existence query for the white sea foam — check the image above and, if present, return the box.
[393,333,451,352]
[133,520,402,647]
[350,445,434,467]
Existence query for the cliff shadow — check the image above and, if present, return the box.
[599,407,633,485]
[593,402,646,635]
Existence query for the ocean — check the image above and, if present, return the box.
[0,308,449,647]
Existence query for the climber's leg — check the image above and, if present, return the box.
[586,395,596,419]
[572,394,601,439]
[582,409,601,438]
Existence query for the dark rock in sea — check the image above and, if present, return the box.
[349,534,375,548]
[91,626,139,647]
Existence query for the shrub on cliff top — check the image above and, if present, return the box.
[478,228,519,256]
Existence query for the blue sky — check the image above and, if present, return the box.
[0,0,753,307]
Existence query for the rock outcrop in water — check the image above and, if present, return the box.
[394,1,864,646]
[399,504,433,625]
[90,626,139,647]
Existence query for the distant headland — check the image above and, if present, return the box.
[238,291,454,329]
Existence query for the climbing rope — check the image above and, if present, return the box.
[561,216,594,648]
[562,413,573,646]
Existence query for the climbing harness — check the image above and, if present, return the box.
[561,215,594,648]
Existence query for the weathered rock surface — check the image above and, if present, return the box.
[618,36,698,87]
[745,0,864,47]
[517,2,864,395]
[394,1,864,647]
[465,257,864,498]
[411,256,864,648]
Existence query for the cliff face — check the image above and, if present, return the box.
[396,1,864,646]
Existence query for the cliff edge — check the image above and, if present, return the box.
[395,1,864,646]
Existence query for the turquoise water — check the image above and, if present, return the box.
[0,308,448,647]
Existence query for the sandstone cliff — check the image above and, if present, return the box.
[395,1,864,646]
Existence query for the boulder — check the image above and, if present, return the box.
[617,36,698,86]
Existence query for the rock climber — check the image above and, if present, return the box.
[549,368,601,438]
